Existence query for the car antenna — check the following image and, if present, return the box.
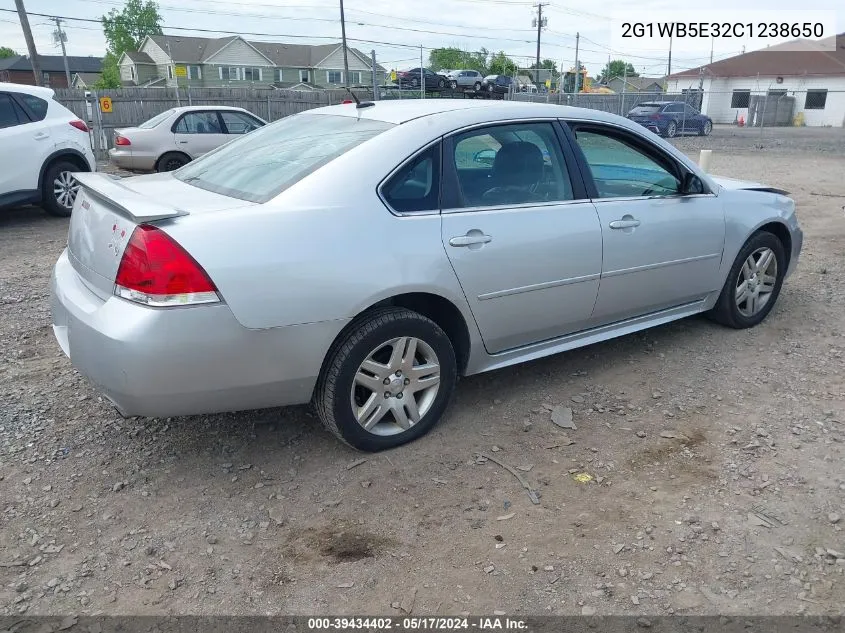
[345,86,375,109]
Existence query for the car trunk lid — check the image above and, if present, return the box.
[67,173,247,298]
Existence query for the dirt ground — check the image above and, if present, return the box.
[1,125,844,617]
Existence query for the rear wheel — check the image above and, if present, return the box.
[700,120,712,136]
[411,77,419,88]
[437,78,446,89]
[43,160,83,217]
[665,121,677,138]
[709,231,786,329]
[450,80,458,90]
[156,152,189,172]
[473,81,481,91]
[315,307,457,451]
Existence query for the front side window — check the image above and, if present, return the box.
[174,112,222,134]
[220,111,263,134]
[382,143,440,214]
[451,122,572,208]
[572,127,681,198]
[327,70,342,83]
[683,104,698,115]
[0,94,23,129]
[175,113,393,203]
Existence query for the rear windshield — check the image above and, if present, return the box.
[139,109,176,129]
[629,105,661,115]
[174,113,394,203]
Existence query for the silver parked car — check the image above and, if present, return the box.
[108,106,266,172]
[52,100,802,451]
[446,69,484,91]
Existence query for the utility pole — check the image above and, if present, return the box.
[573,31,580,99]
[52,17,71,87]
[14,0,42,86]
[339,0,350,86]
[620,61,627,115]
[419,44,424,99]
[667,34,672,77]
[370,49,378,100]
[533,3,548,87]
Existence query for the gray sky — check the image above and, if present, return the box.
[1,0,842,77]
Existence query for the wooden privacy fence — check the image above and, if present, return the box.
[52,87,373,152]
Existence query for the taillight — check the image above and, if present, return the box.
[650,114,661,119]
[114,135,131,146]
[114,225,219,307]
[69,120,89,132]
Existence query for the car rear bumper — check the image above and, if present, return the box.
[50,249,347,418]
[108,148,158,171]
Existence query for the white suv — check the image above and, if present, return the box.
[0,82,96,217]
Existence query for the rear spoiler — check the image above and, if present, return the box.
[74,173,189,223]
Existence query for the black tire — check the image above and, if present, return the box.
[700,120,712,136]
[315,307,457,452]
[473,81,481,91]
[156,152,189,173]
[450,80,458,90]
[665,121,677,138]
[42,160,84,217]
[487,84,494,93]
[437,78,446,89]
[411,78,419,88]
[709,231,786,329]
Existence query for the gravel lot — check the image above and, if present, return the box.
[1,125,844,617]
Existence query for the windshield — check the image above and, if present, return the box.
[629,105,661,115]
[174,113,394,203]
[138,109,176,129]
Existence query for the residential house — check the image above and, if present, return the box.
[666,33,845,127]
[606,76,664,93]
[0,55,103,88]
[118,35,386,89]
[71,73,103,89]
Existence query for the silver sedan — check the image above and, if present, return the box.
[52,100,802,451]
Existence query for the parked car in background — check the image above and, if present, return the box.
[52,100,801,452]
[397,68,448,90]
[627,101,712,138]
[482,74,514,95]
[108,106,266,173]
[0,82,95,217]
[446,69,483,91]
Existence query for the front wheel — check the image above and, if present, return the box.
[450,80,458,90]
[700,120,712,136]
[315,307,457,451]
[437,78,446,89]
[473,81,481,91]
[665,121,677,138]
[43,160,83,217]
[709,231,786,329]
[411,78,419,88]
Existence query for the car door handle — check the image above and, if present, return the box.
[449,233,492,247]
[609,218,641,229]
[33,132,49,140]
[177,140,188,144]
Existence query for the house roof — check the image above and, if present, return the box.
[0,55,103,73]
[669,33,845,78]
[147,35,384,70]
[610,76,664,89]
[123,50,155,64]
[72,72,101,87]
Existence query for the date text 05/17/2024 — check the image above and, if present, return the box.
[306,617,528,631]
[621,21,825,39]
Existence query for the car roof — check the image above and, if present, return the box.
[636,101,683,106]
[307,99,624,126]
[0,82,55,99]
[167,105,255,113]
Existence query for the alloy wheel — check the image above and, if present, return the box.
[735,247,778,317]
[53,171,79,210]
[350,336,441,436]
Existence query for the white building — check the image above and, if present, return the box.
[666,33,845,127]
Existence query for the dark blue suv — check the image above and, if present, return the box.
[627,101,712,138]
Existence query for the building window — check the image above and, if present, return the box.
[299,69,310,83]
[730,89,750,108]
[130,65,136,80]
[42,72,50,86]
[187,65,201,80]
[327,70,342,84]
[805,89,827,110]
[167,66,174,80]
[220,67,240,81]
[347,71,362,85]
[243,67,262,82]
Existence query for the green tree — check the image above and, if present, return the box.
[97,0,163,88]
[596,59,638,83]
[429,47,488,73]
[487,51,517,76]
[529,59,557,71]
[0,46,18,59]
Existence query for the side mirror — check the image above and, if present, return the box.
[682,173,705,195]
[473,149,496,166]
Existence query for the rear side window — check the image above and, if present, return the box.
[382,143,441,214]
[139,109,175,129]
[19,94,48,121]
[175,113,394,203]
[0,94,23,128]
[629,105,660,115]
